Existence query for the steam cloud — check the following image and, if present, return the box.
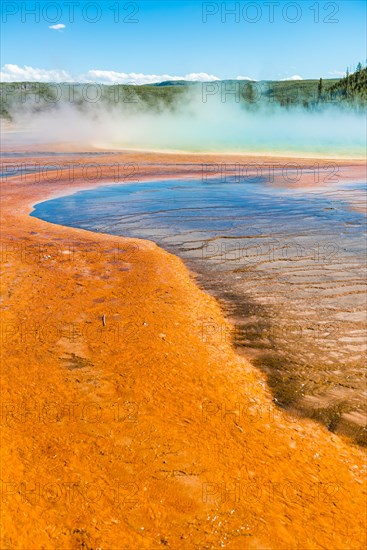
[2,86,366,157]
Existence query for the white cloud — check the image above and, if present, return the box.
[1,65,310,86]
[185,72,220,82]
[236,76,256,81]
[85,70,220,85]
[280,75,304,81]
[49,24,65,31]
[0,64,73,82]
[0,65,221,85]
[328,70,346,77]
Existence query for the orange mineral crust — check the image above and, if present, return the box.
[1,151,366,549]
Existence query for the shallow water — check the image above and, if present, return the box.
[32,177,367,442]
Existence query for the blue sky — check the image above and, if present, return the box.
[1,1,366,83]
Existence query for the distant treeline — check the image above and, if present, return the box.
[248,62,367,109]
[0,81,188,119]
[1,63,366,120]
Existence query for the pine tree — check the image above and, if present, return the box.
[245,83,256,103]
[317,78,323,101]
[345,68,349,97]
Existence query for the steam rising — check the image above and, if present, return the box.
[2,86,366,157]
